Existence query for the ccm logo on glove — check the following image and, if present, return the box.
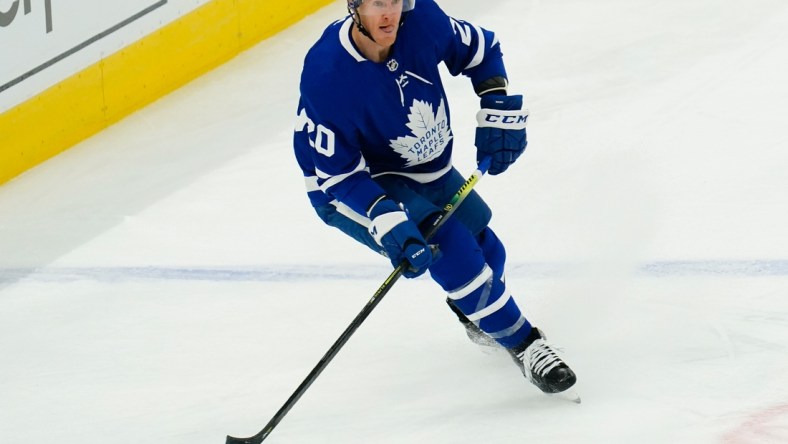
[480,113,528,127]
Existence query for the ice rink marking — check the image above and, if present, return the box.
[2,260,787,283]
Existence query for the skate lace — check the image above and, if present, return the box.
[518,339,563,378]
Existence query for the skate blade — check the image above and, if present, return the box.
[550,389,581,404]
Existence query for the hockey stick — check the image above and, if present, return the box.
[226,157,492,444]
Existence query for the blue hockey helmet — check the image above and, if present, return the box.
[347,0,416,16]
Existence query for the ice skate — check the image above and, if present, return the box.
[509,327,578,399]
[447,298,499,349]
[460,317,500,349]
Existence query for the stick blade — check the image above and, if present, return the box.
[226,435,263,444]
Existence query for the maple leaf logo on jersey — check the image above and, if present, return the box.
[389,99,453,167]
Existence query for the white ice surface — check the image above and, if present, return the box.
[2,0,788,443]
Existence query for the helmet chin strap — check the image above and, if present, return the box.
[347,4,410,44]
[348,8,377,43]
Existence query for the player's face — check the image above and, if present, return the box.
[356,0,403,47]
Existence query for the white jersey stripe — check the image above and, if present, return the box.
[488,315,528,339]
[372,162,452,184]
[464,24,486,70]
[331,199,371,227]
[304,175,320,192]
[465,290,511,322]
[316,157,368,191]
[448,265,493,301]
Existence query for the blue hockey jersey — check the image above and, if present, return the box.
[294,0,507,216]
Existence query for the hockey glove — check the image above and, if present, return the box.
[475,94,529,175]
[368,198,433,278]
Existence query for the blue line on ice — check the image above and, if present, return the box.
[2,260,788,283]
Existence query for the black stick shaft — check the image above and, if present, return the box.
[226,158,491,444]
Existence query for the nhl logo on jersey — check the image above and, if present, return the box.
[387,59,399,72]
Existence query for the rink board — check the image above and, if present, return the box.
[0,0,332,186]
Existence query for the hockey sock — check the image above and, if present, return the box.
[476,226,506,280]
[429,219,532,349]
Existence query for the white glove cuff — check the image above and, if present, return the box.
[476,108,529,130]
[369,211,408,245]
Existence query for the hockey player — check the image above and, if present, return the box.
[293,0,576,395]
